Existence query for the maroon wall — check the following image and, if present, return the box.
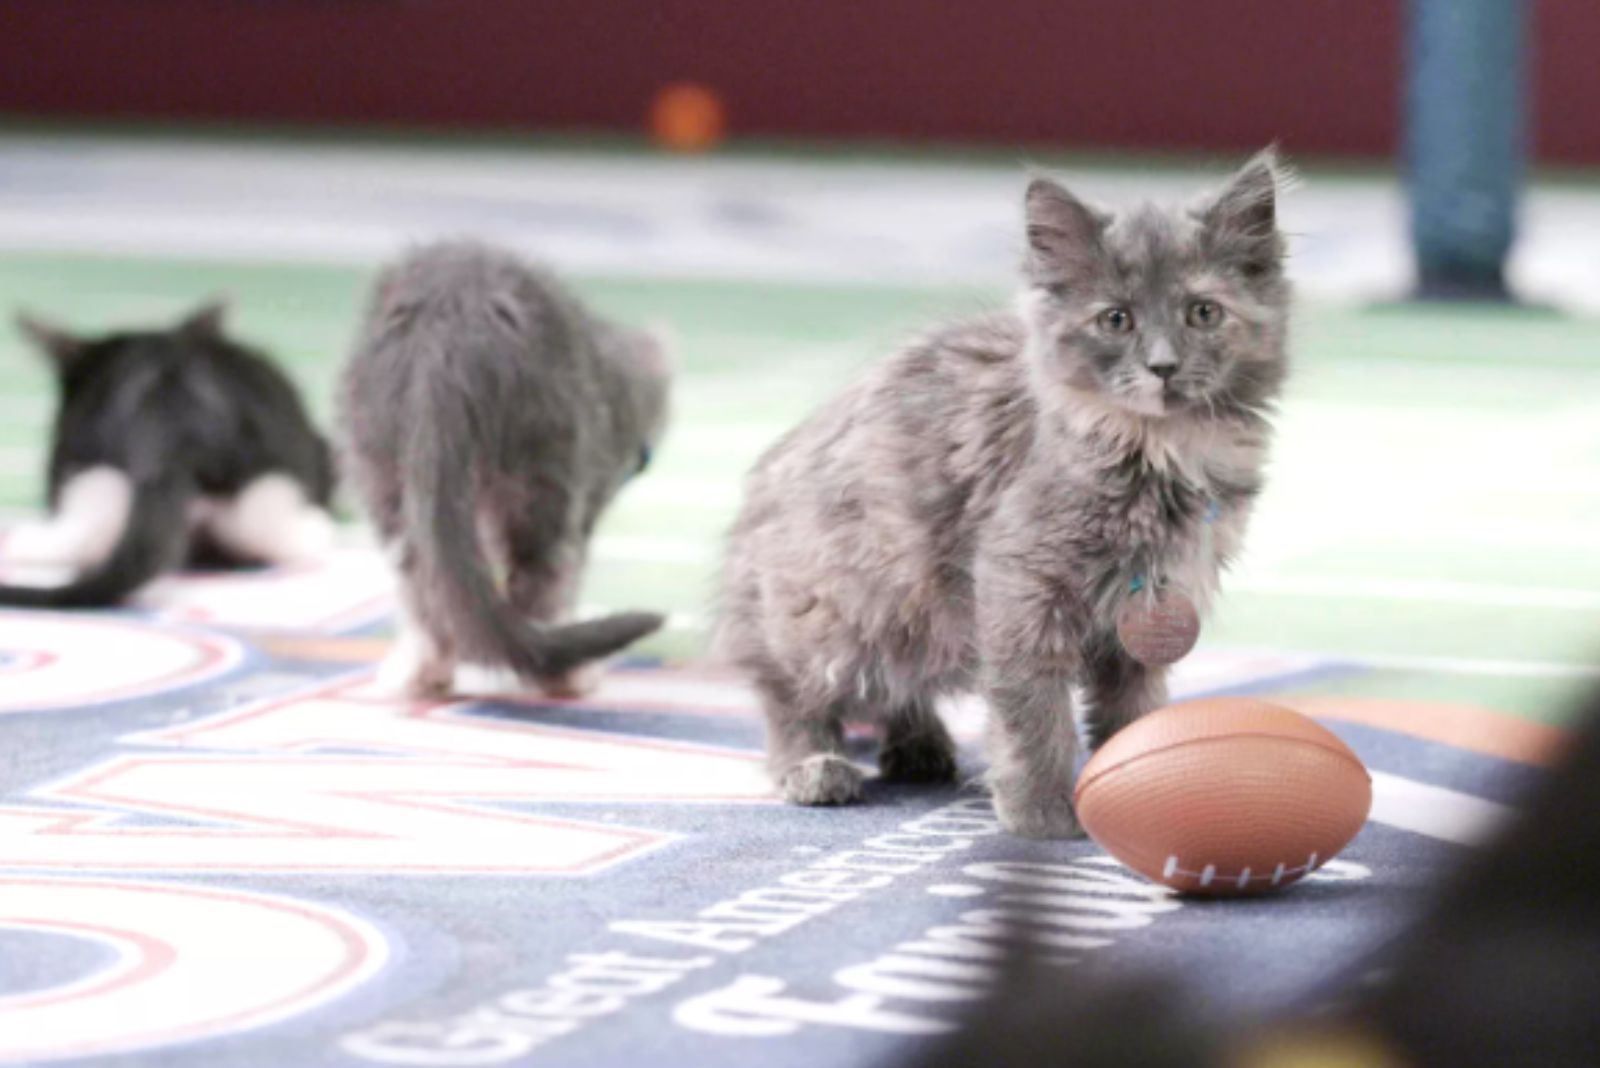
[0,1,1595,162]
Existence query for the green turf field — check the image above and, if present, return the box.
[3,249,1598,725]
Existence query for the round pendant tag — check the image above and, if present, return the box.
[1116,589,1200,666]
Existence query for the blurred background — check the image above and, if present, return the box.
[2,1,1597,161]
[1,0,1597,722]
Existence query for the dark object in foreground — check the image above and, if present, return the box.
[898,689,1600,1068]
[1359,707,1599,1065]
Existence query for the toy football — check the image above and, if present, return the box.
[1074,697,1372,896]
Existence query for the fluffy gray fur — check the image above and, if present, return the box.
[717,152,1291,836]
[341,240,671,697]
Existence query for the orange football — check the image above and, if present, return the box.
[1074,697,1372,896]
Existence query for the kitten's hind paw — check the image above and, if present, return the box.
[991,788,1084,839]
[779,754,865,806]
[373,640,455,700]
[538,663,604,699]
[372,644,420,697]
[879,736,959,784]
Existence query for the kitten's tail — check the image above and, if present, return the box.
[0,466,192,608]
[404,380,663,681]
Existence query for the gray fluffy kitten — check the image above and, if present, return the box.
[717,152,1290,837]
[341,240,671,697]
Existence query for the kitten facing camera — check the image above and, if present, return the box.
[717,152,1291,836]
[0,302,336,607]
[340,240,670,698]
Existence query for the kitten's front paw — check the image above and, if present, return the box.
[779,755,865,806]
[879,736,959,784]
[991,786,1084,839]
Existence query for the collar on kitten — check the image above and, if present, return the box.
[1120,497,1218,666]
[1129,497,1221,594]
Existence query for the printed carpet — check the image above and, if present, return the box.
[0,551,1555,1067]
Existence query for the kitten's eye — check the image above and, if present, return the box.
[1097,307,1135,333]
[1186,299,1223,328]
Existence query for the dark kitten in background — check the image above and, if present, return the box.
[0,302,335,607]
[340,240,670,698]
[718,152,1290,835]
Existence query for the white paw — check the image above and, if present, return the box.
[372,635,424,697]
[281,509,337,565]
[453,662,525,695]
[205,476,332,566]
[991,784,1084,840]
[779,755,865,806]
[1,522,85,571]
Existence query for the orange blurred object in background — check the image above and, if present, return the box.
[649,82,727,153]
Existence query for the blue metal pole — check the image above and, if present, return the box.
[1406,0,1528,301]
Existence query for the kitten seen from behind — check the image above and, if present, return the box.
[340,240,671,698]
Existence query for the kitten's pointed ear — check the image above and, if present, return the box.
[1198,149,1289,277]
[16,312,86,372]
[178,298,230,339]
[1024,178,1107,281]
